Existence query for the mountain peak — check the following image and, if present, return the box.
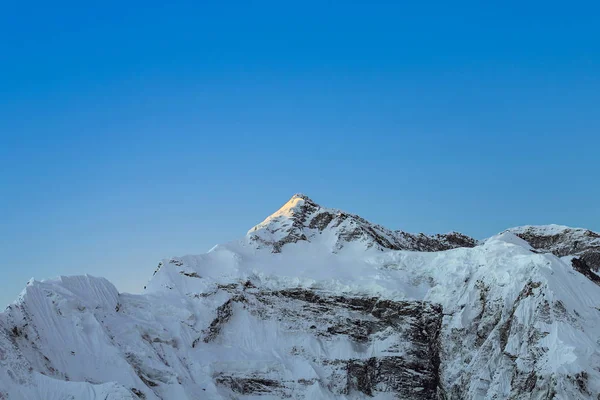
[249,194,320,231]
[277,193,319,215]
[290,193,315,203]
[247,194,476,253]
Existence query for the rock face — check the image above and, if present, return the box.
[2,195,600,399]
[203,286,443,399]
[248,194,477,253]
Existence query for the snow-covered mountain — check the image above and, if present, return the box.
[2,195,600,399]
[247,194,476,253]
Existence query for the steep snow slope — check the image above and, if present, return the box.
[1,195,600,399]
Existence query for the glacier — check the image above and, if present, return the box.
[1,194,600,399]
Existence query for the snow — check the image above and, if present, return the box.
[249,193,309,234]
[2,196,600,399]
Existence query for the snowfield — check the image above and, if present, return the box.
[1,194,600,399]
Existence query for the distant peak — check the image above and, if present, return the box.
[273,193,320,217]
[506,224,584,236]
[269,194,320,216]
[246,194,477,253]
[248,194,321,236]
[290,193,317,204]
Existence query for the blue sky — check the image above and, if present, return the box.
[1,1,599,307]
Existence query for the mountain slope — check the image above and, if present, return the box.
[1,195,600,399]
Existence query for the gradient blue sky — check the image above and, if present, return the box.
[1,1,599,307]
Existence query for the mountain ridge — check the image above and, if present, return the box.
[2,194,600,399]
[247,194,477,254]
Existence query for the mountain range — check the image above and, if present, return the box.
[1,194,599,399]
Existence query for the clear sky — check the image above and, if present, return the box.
[1,1,599,307]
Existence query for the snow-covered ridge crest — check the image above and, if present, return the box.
[247,194,477,253]
[506,224,600,272]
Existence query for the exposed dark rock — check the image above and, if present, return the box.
[130,388,146,399]
[215,375,286,396]
[346,357,377,396]
[308,211,336,231]
[436,232,478,249]
[574,371,589,395]
[201,295,245,344]
[346,356,440,399]
[572,258,600,286]
[125,353,165,388]
[152,262,163,276]
[243,280,256,289]
[327,319,377,343]
[11,326,20,338]
[179,271,201,278]
[139,375,158,388]
[217,283,238,291]
[581,250,600,272]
